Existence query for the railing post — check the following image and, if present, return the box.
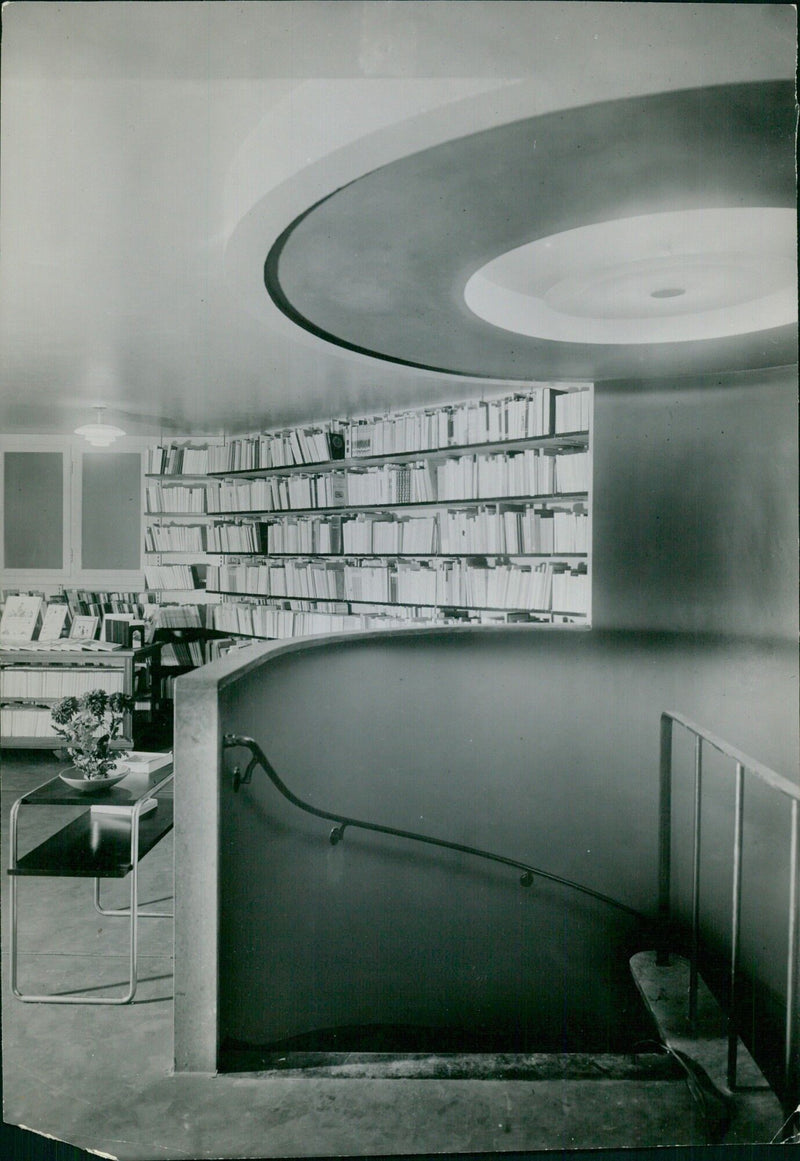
[727,762,745,1090]
[689,734,703,1035]
[785,797,799,1105]
[657,713,673,965]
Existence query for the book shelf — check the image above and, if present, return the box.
[143,463,221,600]
[0,648,138,748]
[144,385,593,640]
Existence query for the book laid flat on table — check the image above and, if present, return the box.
[124,751,173,773]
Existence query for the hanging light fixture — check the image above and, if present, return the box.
[74,407,126,447]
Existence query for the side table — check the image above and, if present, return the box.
[8,763,174,1004]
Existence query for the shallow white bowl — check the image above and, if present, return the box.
[58,763,130,792]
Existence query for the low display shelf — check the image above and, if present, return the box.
[0,648,140,749]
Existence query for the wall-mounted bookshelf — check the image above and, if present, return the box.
[145,385,593,639]
[143,451,222,601]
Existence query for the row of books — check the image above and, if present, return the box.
[207,558,585,612]
[146,444,214,476]
[435,450,588,500]
[64,590,161,619]
[207,601,470,640]
[158,638,205,667]
[0,708,58,737]
[207,426,345,474]
[206,522,269,553]
[345,387,569,457]
[1,594,143,648]
[145,484,211,514]
[552,570,590,613]
[208,463,430,512]
[143,564,207,591]
[155,635,239,670]
[203,506,588,557]
[204,450,589,515]
[554,390,592,434]
[145,524,208,552]
[208,598,552,640]
[151,638,244,691]
[342,515,437,555]
[201,385,591,473]
[149,604,206,631]
[438,508,589,555]
[209,602,418,639]
[0,668,126,699]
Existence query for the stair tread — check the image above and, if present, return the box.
[630,950,783,1143]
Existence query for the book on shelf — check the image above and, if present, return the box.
[69,614,100,641]
[327,430,346,459]
[0,594,44,642]
[38,603,72,641]
[143,563,207,591]
[102,614,146,648]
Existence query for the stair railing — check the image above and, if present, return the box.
[222,733,643,920]
[658,710,800,1104]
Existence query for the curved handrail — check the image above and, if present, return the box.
[222,733,643,919]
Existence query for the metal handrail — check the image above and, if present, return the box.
[658,710,800,1106]
[222,733,643,919]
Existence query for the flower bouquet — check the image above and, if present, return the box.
[51,689,135,782]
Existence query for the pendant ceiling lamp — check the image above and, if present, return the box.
[74,407,126,447]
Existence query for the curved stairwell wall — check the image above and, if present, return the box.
[174,626,798,1071]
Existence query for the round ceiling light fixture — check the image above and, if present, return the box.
[74,407,126,447]
[464,207,796,345]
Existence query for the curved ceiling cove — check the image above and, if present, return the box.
[464,208,796,345]
[266,82,797,382]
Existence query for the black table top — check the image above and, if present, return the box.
[10,800,174,878]
[20,763,174,808]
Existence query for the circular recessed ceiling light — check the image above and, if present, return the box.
[464,208,796,344]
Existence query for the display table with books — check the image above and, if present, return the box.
[8,755,173,1003]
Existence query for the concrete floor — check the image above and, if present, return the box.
[2,750,722,1159]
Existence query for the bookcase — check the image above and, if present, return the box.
[144,443,221,602]
[151,385,592,641]
[0,648,138,748]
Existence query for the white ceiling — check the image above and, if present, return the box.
[0,1,795,437]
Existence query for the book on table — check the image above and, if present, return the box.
[90,797,159,818]
[124,751,173,773]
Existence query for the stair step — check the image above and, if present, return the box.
[219,1046,683,1081]
[630,950,783,1143]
